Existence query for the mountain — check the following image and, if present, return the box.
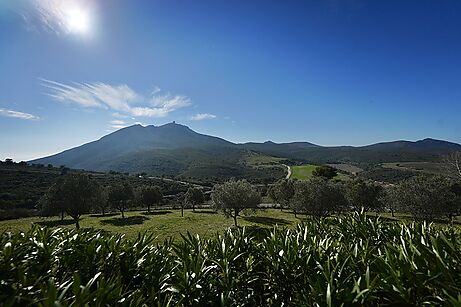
[30,123,285,182]
[30,123,461,180]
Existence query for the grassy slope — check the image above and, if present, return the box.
[290,164,349,181]
[0,209,300,242]
[244,152,285,166]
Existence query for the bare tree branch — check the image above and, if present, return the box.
[443,152,461,180]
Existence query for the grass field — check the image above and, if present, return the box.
[0,209,300,241]
[290,164,349,181]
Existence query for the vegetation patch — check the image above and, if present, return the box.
[290,164,349,181]
[2,213,461,306]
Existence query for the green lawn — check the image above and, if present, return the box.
[2,209,459,243]
[0,209,301,241]
[290,164,349,181]
[290,164,317,180]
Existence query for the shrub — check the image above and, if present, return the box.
[1,213,461,305]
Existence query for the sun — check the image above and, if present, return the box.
[66,6,90,34]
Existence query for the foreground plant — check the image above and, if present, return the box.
[1,213,461,306]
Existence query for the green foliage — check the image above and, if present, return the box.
[269,179,295,209]
[212,179,261,227]
[2,214,461,305]
[396,175,460,221]
[108,183,134,218]
[312,165,338,180]
[40,174,99,228]
[291,177,347,217]
[346,179,384,212]
[140,185,163,213]
[184,187,205,212]
[0,163,187,220]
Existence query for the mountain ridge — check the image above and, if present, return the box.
[30,123,461,179]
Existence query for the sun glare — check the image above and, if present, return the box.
[66,6,90,34]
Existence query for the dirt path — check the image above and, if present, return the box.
[283,164,291,179]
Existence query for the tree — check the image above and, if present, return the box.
[269,179,295,210]
[312,165,338,180]
[397,175,458,221]
[381,186,400,217]
[289,181,307,218]
[39,183,65,220]
[108,183,134,218]
[212,179,261,227]
[184,187,205,212]
[94,186,110,216]
[443,152,461,180]
[40,174,99,229]
[346,179,384,212]
[291,177,346,218]
[140,186,163,213]
[177,192,186,217]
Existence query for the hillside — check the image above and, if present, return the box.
[31,123,461,180]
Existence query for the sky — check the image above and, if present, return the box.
[1,0,461,161]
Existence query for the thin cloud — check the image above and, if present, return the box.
[189,113,217,121]
[108,119,127,129]
[42,79,191,118]
[110,119,126,125]
[0,108,39,120]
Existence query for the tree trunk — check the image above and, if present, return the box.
[121,209,125,219]
[102,207,105,216]
[181,207,184,217]
[294,211,297,218]
[193,204,195,212]
[391,209,395,217]
[233,214,238,227]
[148,204,150,213]
[75,218,80,229]
[61,211,64,221]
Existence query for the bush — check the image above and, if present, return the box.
[1,214,461,305]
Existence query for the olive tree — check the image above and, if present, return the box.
[108,183,134,218]
[291,177,347,218]
[397,175,458,221]
[381,185,400,217]
[184,187,205,212]
[141,185,163,213]
[269,179,295,210]
[346,179,384,212]
[443,151,461,180]
[94,185,110,216]
[41,174,99,229]
[212,179,261,227]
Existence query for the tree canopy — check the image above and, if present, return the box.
[212,179,261,227]
[312,165,338,180]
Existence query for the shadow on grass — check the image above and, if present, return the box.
[192,210,217,214]
[100,216,150,226]
[36,219,76,227]
[89,213,119,218]
[242,216,290,226]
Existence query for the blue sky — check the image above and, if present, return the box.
[1,0,461,161]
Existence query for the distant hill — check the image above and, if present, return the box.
[31,123,461,180]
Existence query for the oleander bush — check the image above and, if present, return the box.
[1,213,461,306]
